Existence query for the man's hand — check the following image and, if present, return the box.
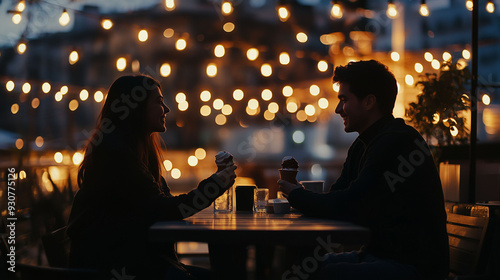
[215,165,237,189]
[278,179,303,196]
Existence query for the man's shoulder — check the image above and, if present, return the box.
[370,118,425,149]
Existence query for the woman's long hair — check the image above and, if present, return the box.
[78,75,164,188]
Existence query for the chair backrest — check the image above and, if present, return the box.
[447,212,489,275]
[41,226,70,268]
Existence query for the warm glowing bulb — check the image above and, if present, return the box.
[35,136,44,148]
[214,44,225,57]
[414,63,424,73]
[206,63,217,77]
[442,52,452,61]
[6,81,15,92]
[268,102,279,113]
[466,0,473,11]
[387,3,398,18]
[246,48,259,61]
[188,156,198,167]
[296,32,308,43]
[17,1,25,12]
[450,126,459,137]
[419,4,429,16]
[175,92,186,103]
[22,82,30,94]
[171,168,181,179]
[282,85,293,97]
[178,101,189,111]
[69,50,79,64]
[101,19,113,30]
[138,29,148,42]
[279,52,290,65]
[287,102,298,113]
[248,99,259,110]
[200,90,211,102]
[318,60,328,72]
[59,9,70,26]
[165,0,175,11]
[42,82,51,93]
[195,148,207,160]
[215,114,227,125]
[12,14,22,24]
[11,104,19,114]
[318,98,329,109]
[17,43,26,54]
[80,89,89,101]
[462,49,471,60]
[163,160,173,171]
[233,89,244,101]
[261,89,273,101]
[431,59,441,70]
[222,104,233,115]
[60,86,68,95]
[486,1,495,13]
[200,105,211,116]
[278,6,290,21]
[163,28,174,38]
[69,100,79,111]
[94,91,104,103]
[55,92,63,102]
[331,3,343,19]
[223,22,235,32]
[309,85,320,96]
[305,104,316,116]
[424,52,433,62]
[405,74,414,86]
[222,1,233,15]
[54,152,63,163]
[116,57,127,71]
[73,152,84,165]
[482,94,491,105]
[261,64,272,77]
[160,63,171,77]
[176,39,187,51]
[32,98,40,109]
[213,99,224,110]
[391,51,400,61]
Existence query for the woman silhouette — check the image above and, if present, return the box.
[67,75,236,279]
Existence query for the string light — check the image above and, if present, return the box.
[12,13,22,24]
[31,98,39,109]
[330,2,343,19]
[59,9,70,26]
[163,160,173,171]
[163,28,174,38]
[73,152,84,165]
[60,85,68,95]
[175,92,186,103]
[390,51,400,61]
[42,82,51,93]
[482,94,491,105]
[55,92,63,102]
[101,19,113,30]
[261,63,272,77]
[69,100,79,111]
[17,1,26,12]
[165,0,175,11]
[200,105,211,116]
[261,89,273,101]
[138,29,148,42]
[424,52,433,62]
[296,32,308,43]
[116,57,127,71]
[221,104,233,115]
[17,42,27,54]
[16,139,24,150]
[233,89,244,101]
[223,22,235,32]
[200,90,211,102]
[178,101,189,111]
[188,156,198,166]
[305,104,316,116]
[35,136,44,148]
[215,114,227,125]
[213,99,224,110]
[414,63,424,73]
[206,63,217,77]
[286,101,298,113]
[214,44,225,57]
[279,52,290,65]
[246,48,259,61]
[80,89,89,101]
[318,98,329,109]
[282,85,293,97]
[94,91,104,103]
[309,85,320,96]
[221,1,233,15]
[462,49,471,60]
[268,102,279,113]
[6,81,15,92]
[175,38,187,51]
[195,148,207,160]
[248,99,259,110]
[22,82,31,94]
[387,0,398,18]
[466,0,473,11]
[486,1,495,13]
[431,59,441,70]
[278,6,290,22]
[405,74,414,86]
[160,63,171,77]
[69,50,79,64]
[317,60,328,72]
[11,104,19,114]
[419,0,429,17]
[442,51,452,61]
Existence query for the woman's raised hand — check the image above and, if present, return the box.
[215,165,237,190]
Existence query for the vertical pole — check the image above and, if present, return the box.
[469,0,478,203]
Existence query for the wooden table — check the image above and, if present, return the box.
[149,208,370,246]
[150,207,370,280]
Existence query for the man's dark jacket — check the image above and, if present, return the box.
[288,116,449,279]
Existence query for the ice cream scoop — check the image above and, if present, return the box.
[279,156,299,183]
[281,156,299,170]
[216,151,234,172]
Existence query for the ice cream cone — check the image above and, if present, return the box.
[279,169,298,184]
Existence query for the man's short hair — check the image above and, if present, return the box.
[333,60,398,115]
